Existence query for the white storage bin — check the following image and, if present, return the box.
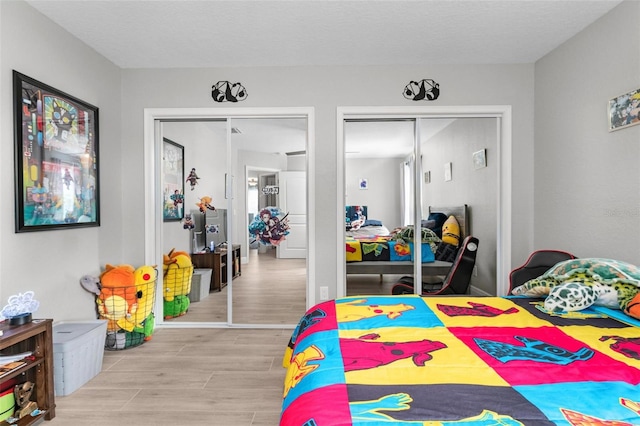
[53,320,107,396]
[189,268,212,302]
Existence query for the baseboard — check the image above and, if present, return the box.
[469,285,492,296]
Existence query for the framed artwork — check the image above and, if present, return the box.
[444,162,452,181]
[608,87,640,131]
[162,138,184,221]
[13,71,99,232]
[473,149,487,169]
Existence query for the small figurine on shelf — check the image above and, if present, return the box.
[13,381,38,419]
[186,168,200,190]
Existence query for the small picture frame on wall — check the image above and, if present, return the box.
[162,138,184,221]
[444,162,452,182]
[473,149,487,169]
[359,178,368,190]
[13,71,100,232]
[608,87,640,131]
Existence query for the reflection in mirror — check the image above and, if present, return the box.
[344,120,416,296]
[419,117,498,292]
[162,120,229,323]
[232,117,307,325]
[160,117,308,326]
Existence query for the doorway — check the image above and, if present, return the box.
[143,108,315,328]
[336,106,512,298]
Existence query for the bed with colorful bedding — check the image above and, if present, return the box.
[345,205,468,276]
[280,294,640,425]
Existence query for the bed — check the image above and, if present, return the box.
[281,294,640,425]
[345,205,469,277]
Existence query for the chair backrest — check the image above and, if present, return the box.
[508,250,576,294]
[438,235,479,294]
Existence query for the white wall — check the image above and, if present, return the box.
[534,0,640,264]
[3,0,636,316]
[0,1,122,321]
[26,0,640,315]
[345,157,402,229]
[121,65,535,301]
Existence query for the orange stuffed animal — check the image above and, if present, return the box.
[97,264,138,332]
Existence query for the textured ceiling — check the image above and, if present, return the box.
[25,0,623,69]
[22,0,623,156]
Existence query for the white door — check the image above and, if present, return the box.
[277,171,306,259]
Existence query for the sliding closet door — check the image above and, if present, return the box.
[418,117,499,291]
[343,119,420,296]
[161,119,230,324]
[230,117,308,325]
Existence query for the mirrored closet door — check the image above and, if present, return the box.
[154,114,310,327]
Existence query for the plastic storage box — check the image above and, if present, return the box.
[53,320,107,396]
[189,269,212,302]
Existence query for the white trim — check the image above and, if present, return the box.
[144,107,315,328]
[336,105,512,297]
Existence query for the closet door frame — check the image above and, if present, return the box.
[336,106,512,297]
[144,107,316,328]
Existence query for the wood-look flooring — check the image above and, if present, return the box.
[49,327,290,425]
[169,247,307,325]
[49,249,397,425]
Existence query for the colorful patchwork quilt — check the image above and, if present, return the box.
[346,237,435,263]
[281,295,640,425]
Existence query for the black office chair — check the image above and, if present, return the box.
[508,250,576,294]
[391,235,479,295]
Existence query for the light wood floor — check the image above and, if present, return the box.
[49,327,290,425]
[49,251,401,425]
[170,247,307,325]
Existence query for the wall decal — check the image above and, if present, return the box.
[211,81,248,103]
[403,79,440,101]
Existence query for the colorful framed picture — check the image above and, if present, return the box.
[608,87,640,131]
[162,138,184,221]
[13,71,99,232]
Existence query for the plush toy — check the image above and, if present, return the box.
[97,264,138,332]
[511,258,640,320]
[441,215,461,247]
[79,275,100,296]
[163,249,193,318]
[130,265,157,340]
[163,296,190,319]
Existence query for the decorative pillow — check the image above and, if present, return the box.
[512,258,640,315]
[441,215,461,247]
[427,212,448,237]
